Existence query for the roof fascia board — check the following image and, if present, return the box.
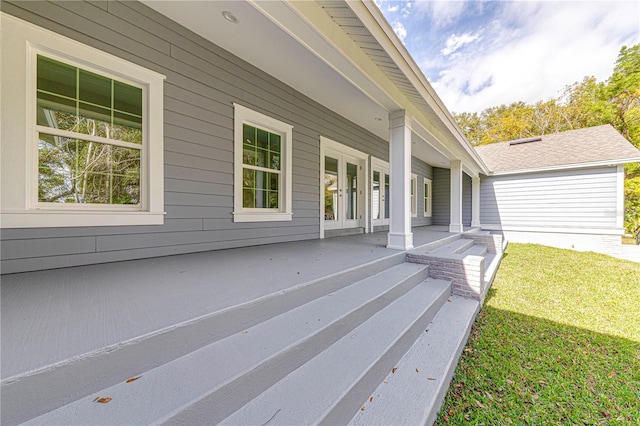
[352,1,489,173]
[250,0,406,112]
[489,157,640,176]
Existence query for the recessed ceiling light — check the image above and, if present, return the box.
[222,11,239,24]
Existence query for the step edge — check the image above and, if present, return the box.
[1,253,409,425]
[214,279,451,426]
[159,265,432,425]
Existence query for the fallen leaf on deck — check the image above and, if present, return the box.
[126,376,141,383]
[242,330,248,334]
[427,377,436,381]
[94,397,112,404]
[392,367,397,374]
[360,406,365,411]
[369,396,373,402]
[415,368,419,373]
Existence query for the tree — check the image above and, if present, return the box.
[453,44,640,236]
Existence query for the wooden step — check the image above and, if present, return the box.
[349,295,479,425]
[216,279,452,426]
[21,263,431,425]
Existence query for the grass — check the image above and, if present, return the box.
[437,244,640,425]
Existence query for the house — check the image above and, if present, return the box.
[1,1,638,425]
[476,125,640,257]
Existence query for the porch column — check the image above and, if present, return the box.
[449,160,463,233]
[471,176,481,227]
[387,110,414,250]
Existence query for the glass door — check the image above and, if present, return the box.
[324,149,362,230]
[371,160,390,227]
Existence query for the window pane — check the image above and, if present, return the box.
[243,124,256,146]
[38,133,140,204]
[37,55,143,145]
[255,171,268,190]
[243,189,255,208]
[37,56,76,99]
[257,128,269,149]
[269,191,279,208]
[112,112,142,144]
[384,174,390,219]
[256,148,267,168]
[269,152,280,170]
[269,134,281,153]
[243,168,255,189]
[372,171,380,220]
[270,173,279,191]
[243,146,256,166]
[346,161,358,220]
[79,69,111,108]
[114,81,142,116]
[37,93,77,131]
[78,102,110,138]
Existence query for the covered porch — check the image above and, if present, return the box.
[0,225,500,425]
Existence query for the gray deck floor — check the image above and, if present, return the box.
[1,226,454,380]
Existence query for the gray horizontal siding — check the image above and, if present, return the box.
[428,168,470,227]
[462,173,472,226]
[432,168,450,226]
[0,0,389,274]
[411,157,433,227]
[480,167,619,228]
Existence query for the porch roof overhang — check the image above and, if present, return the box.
[142,0,489,177]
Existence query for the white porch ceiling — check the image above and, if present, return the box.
[142,0,456,170]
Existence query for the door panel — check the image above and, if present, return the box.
[324,150,362,230]
[372,161,390,227]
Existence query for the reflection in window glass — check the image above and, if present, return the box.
[36,55,143,205]
[242,124,282,209]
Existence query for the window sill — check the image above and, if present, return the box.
[233,211,293,223]
[0,210,165,228]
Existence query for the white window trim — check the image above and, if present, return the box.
[423,177,432,217]
[411,173,417,217]
[0,13,165,228]
[233,103,293,222]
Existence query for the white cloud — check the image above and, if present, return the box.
[429,1,640,113]
[387,5,399,12]
[413,0,466,28]
[441,32,481,56]
[392,21,408,42]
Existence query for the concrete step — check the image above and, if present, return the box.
[462,244,488,257]
[349,295,480,425]
[217,278,451,426]
[432,238,474,255]
[3,252,408,426]
[22,263,430,426]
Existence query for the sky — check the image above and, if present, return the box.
[375,0,640,114]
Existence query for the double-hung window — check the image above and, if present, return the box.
[411,174,418,217]
[36,56,143,205]
[1,14,165,228]
[423,177,432,217]
[233,104,293,222]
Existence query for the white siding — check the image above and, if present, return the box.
[480,167,619,229]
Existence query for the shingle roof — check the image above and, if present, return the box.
[474,125,640,173]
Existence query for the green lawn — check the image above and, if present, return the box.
[437,244,640,425]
